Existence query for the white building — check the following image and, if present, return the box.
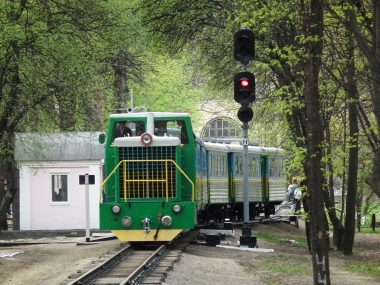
[15,132,104,231]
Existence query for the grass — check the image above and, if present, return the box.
[255,231,309,248]
[246,224,380,283]
[357,227,380,234]
[264,276,288,285]
[345,261,380,277]
[238,253,312,284]
[238,231,312,283]
[258,254,311,274]
[262,276,287,285]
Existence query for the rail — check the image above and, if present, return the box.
[100,159,194,203]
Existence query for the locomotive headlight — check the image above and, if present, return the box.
[121,216,132,227]
[161,215,172,227]
[111,205,121,214]
[141,133,153,146]
[172,204,182,213]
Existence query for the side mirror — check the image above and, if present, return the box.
[98,133,106,144]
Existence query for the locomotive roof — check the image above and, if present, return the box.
[110,112,190,119]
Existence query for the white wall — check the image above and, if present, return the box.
[19,161,103,231]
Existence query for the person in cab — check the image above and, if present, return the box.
[115,121,132,138]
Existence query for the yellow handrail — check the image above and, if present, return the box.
[99,160,123,202]
[99,159,194,203]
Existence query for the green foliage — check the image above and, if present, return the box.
[129,53,204,125]
[0,0,147,133]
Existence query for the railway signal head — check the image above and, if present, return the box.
[237,106,254,122]
[234,28,255,63]
[234,71,255,105]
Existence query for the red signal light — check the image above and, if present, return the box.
[240,79,249,87]
[234,71,255,104]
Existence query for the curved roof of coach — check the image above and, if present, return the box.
[260,146,284,155]
[202,142,231,153]
[227,144,266,155]
[200,141,284,155]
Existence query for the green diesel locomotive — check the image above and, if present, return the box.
[99,111,286,243]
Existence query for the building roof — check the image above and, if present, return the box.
[15,132,104,162]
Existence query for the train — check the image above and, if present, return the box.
[98,111,287,243]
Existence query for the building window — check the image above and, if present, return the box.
[201,117,241,139]
[52,174,68,202]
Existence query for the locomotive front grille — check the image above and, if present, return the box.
[118,146,177,200]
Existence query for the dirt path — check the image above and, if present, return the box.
[164,222,380,285]
[1,222,379,285]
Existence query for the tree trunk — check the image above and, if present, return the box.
[301,179,312,252]
[302,0,331,283]
[323,117,344,249]
[341,31,359,255]
[0,134,18,233]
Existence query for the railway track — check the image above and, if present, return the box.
[60,230,198,285]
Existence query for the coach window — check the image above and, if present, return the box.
[220,156,223,177]
[239,156,243,177]
[222,156,225,176]
[255,157,260,177]
[248,157,252,177]
[214,154,218,176]
[212,154,216,176]
[235,156,243,177]
[270,156,285,178]
[234,156,239,176]
[210,154,214,176]
[215,155,218,176]
[217,155,220,176]
[250,157,257,177]
[52,174,68,202]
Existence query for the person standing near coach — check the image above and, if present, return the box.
[287,179,298,203]
[294,186,303,213]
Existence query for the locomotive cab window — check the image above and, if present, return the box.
[134,121,145,136]
[113,120,145,140]
[154,120,167,137]
[155,120,192,144]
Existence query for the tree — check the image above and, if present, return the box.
[301,1,331,283]
[327,0,380,199]
[130,54,205,118]
[0,0,145,231]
